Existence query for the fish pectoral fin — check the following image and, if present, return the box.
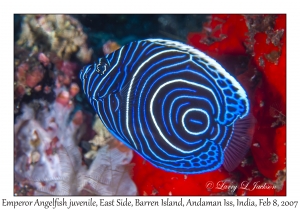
[118,78,140,110]
[223,114,256,172]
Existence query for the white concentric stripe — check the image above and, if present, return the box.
[150,79,220,154]
[92,47,124,100]
[146,39,247,98]
[182,108,210,135]
[94,98,109,131]
[147,38,249,117]
[81,65,92,94]
[101,98,113,130]
[82,64,92,76]
[87,63,96,95]
[125,49,189,150]
[108,94,122,138]
[193,60,249,120]
[211,124,220,140]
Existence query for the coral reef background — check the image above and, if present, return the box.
[14,14,286,196]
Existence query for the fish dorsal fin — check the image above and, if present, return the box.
[145,38,223,64]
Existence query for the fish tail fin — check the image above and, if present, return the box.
[223,114,256,172]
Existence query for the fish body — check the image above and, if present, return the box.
[80,39,252,174]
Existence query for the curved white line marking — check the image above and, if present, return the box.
[150,79,218,154]
[182,108,210,135]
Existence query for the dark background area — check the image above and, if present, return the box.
[14,14,208,59]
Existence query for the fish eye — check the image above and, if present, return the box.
[96,58,109,75]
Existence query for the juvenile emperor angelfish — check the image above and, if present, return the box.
[80,39,253,174]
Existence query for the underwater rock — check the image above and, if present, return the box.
[84,115,115,160]
[69,83,80,97]
[89,116,114,147]
[102,40,121,55]
[16,14,93,63]
[14,14,137,196]
[14,44,82,115]
[79,144,136,195]
[14,99,137,195]
[14,46,52,114]
[84,116,115,160]
[14,68,136,195]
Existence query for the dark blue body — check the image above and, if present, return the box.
[80,39,250,174]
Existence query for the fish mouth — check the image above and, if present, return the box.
[79,68,84,81]
[80,64,93,80]
[79,66,91,95]
[79,67,88,82]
